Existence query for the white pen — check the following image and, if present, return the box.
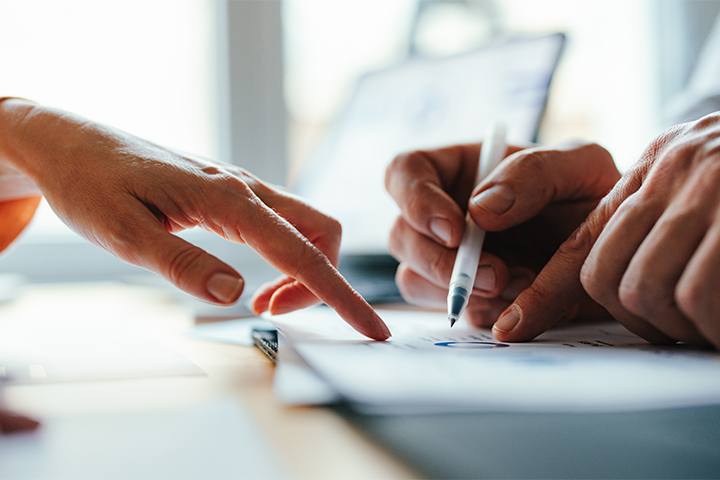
[447,123,507,327]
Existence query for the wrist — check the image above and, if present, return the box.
[0,97,39,170]
[0,99,78,191]
[0,98,43,199]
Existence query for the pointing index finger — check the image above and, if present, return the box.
[232,186,391,341]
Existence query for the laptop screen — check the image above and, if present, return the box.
[294,34,565,256]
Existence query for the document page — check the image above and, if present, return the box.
[269,307,720,413]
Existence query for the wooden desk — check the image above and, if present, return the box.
[1,283,420,479]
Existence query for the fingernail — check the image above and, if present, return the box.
[377,318,392,340]
[207,272,244,304]
[471,184,516,215]
[429,216,452,244]
[368,310,392,340]
[493,305,521,334]
[474,266,496,291]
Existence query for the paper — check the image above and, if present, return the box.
[273,334,342,406]
[0,399,286,479]
[183,318,274,346]
[0,284,204,384]
[269,307,720,414]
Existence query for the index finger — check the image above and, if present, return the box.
[384,144,524,248]
[384,145,476,247]
[224,183,391,341]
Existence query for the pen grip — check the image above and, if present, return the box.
[449,212,486,290]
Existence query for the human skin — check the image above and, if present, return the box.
[387,113,720,349]
[385,140,619,328]
[490,114,720,349]
[0,98,392,432]
[0,98,388,341]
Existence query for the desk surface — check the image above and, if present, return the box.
[5,283,720,480]
[0,282,420,480]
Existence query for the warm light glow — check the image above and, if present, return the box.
[0,0,216,236]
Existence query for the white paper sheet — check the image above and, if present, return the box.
[269,307,720,414]
[273,334,342,406]
[183,318,273,347]
[0,399,286,479]
[0,314,203,384]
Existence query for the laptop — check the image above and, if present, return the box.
[293,34,565,302]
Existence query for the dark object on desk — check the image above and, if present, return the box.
[338,254,403,304]
[252,329,278,364]
[341,406,720,479]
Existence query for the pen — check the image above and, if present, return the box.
[447,123,507,327]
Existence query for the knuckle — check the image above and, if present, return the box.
[644,123,687,158]
[653,138,712,183]
[579,260,606,303]
[585,142,613,162]
[675,277,707,320]
[662,142,697,168]
[514,149,552,183]
[696,137,720,161]
[387,217,407,260]
[221,173,254,196]
[323,214,342,240]
[385,152,406,185]
[200,170,252,197]
[404,183,427,217]
[617,277,654,318]
[427,247,453,284]
[688,112,720,134]
[293,247,332,284]
[520,276,553,306]
[385,150,422,190]
[559,220,597,259]
[101,219,143,264]
[167,245,206,286]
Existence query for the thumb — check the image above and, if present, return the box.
[102,208,244,306]
[146,231,245,305]
[469,141,619,232]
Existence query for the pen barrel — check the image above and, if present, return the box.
[477,123,507,183]
[447,121,504,321]
[449,213,487,289]
[447,214,487,318]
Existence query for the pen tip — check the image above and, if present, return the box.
[448,315,458,327]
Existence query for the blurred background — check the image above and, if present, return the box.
[0,0,717,298]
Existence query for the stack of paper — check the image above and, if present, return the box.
[269,307,720,414]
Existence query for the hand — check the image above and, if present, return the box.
[0,99,389,340]
[385,141,619,327]
[493,113,720,349]
[0,409,39,434]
